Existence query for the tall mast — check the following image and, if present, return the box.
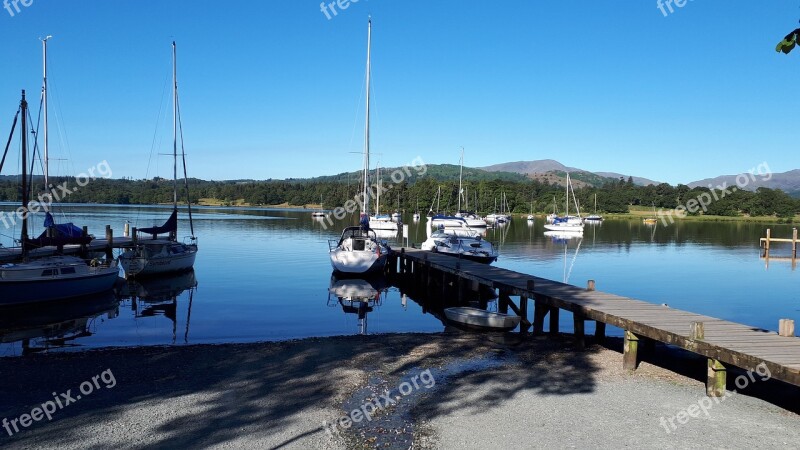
[362,18,372,217]
[565,173,570,216]
[41,36,52,190]
[457,147,463,212]
[172,41,178,212]
[20,91,28,256]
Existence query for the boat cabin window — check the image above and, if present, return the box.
[41,269,57,276]
[61,267,76,275]
[353,239,366,251]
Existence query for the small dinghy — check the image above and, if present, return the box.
[444,307,521,332]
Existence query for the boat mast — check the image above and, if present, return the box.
[172,41,178,213]
[362,18,372,217]
[41,36,52,191]
[457,147,463,212]
[20,90,29,257]
[565,173,570,216]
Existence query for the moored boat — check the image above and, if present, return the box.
[444,307,521,331]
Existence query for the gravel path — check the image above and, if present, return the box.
[0,333,797,449]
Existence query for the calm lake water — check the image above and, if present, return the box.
[1,203,798,357]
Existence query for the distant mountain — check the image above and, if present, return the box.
[595,172,661,186]
[688,169,800,197]
[308,164,528,184]
[480,159,659,187]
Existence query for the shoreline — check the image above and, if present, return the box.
[1,333,798,449]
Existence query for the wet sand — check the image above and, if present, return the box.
[0,333,798,449]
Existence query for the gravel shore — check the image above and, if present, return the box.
[0,333,798,449]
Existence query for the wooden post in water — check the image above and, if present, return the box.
[81,226,88,257]
[765,228,771,258]
[105,225,113,259]
[793,228,798,259]
[400,248,406,274]
[779,319,796,337]
[587,279,596,291]
[707,359,727,397]
[623,330,639,370]
[519,280,533,332]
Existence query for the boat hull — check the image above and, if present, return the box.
[0,268,120,306]
[120,246,197,278]
[329,249,389,275]
[444,307,521,331]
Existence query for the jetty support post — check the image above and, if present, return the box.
[623,330,640,370]
[707,359,727,397]
[79,225,88,255]
[793,228,798,259]
[517,279,533,332]
[499,289,510,314]
[573,312,586,350]
[587,279,606,344]
[780,319,796,337]
[764,228,771,257]
[400,248,406,274]
[105,225,113,259]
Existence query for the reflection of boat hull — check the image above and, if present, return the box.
[544,231,584,240]
[118,270,198,301]
[0,292,118,344]
[444,307,520,331]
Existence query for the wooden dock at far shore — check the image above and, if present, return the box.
[391,247,800,396]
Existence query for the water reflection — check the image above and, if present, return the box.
[0,292,119,355]
[328,274,388,335]
[118,270,198,344]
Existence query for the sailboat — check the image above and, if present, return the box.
[413,199,421,221]
[643,204,658,225]
[543,173,584,234]
[369,164,399,231]
[329,18,392,275]
[527,199,535,222]
[0,91,120,305]
[119,42,198,278]
[585,193,603,222]
[311,195,326,218]
[452,148,487,228]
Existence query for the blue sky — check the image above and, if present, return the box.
[0,0,799,184]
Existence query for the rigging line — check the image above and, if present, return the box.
[347,63,368,156]
[47,62,76,179]
[140,68,171,227]
[176,97,194,237]
[0,108,20,175]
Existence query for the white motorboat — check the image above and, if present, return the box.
[329,19,392,275]
[329,225,391,274]
[120,42,198,278]
[444,307,521,331]
[0,91,119,305]
[421,219,498,264]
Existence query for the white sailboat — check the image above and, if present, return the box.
[543,173,584,234]
[0,90,119,305]
[329,18,392,275]
[585,193,603,222]
[369,164,399,231]
[119,42,198,278]
[453,148,488,228]
[311,195,326,218]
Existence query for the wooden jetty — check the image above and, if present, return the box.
[0,225,159,263]
[760,228,798,258]
[391,247,800,396]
